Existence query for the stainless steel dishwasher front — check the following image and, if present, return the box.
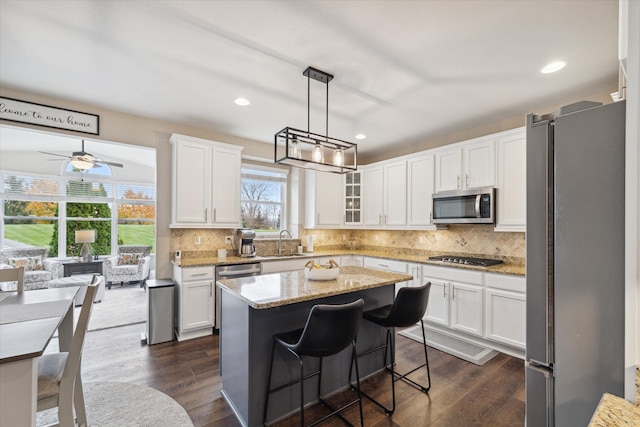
[215,262,262,328]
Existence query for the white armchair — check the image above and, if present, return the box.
[0,248,62,290]
[103,245,151,289]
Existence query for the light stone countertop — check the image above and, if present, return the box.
[176,249,526,276]
[216,265,413,309]
[588,393,640,426]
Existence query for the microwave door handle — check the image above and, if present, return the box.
[475,194,482,218]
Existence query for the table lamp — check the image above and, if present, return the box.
[75,230,96,262]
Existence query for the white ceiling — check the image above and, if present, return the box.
[0,0,620,161]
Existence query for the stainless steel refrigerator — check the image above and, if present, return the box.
[525,100,625,426]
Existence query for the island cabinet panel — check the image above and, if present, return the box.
[216,266,413,427]
[219,284,395,427]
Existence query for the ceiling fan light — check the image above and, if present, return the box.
[71,157,93,170]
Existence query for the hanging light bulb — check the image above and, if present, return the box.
[290,137,302,159]
[312,143,323,163]
[333,148,344,166]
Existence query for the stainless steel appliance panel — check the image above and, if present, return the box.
[525,115,553,367]
[525,100,626,427]
[553,101,625,425]
[215,262,262,328]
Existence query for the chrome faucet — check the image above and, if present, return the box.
[279,229,293,254]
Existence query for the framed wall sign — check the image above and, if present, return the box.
[0,96,99,135]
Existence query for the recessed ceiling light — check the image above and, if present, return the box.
[234,97,250,106]
[355,133,367,140]
[541,61,566,74]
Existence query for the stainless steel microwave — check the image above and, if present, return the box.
[432,187,496,224]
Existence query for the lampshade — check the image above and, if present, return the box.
[75,229,96,244]
[274,66,357,174]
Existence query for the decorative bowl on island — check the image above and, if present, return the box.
[304,259,340,281]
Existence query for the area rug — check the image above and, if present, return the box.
[37,381,194,427]
[399,325,498,365]
[86,284,146,331]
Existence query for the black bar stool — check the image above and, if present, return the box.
[263,298,365,427]
[351,283,432,415]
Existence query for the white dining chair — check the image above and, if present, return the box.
[37,277,98,427]
[0,266,25,292]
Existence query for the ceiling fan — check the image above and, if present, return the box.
[39,140,124,170]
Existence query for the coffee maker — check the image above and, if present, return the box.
[235,228,256,257]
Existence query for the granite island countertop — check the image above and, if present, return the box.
[175,249,526,276]
[216,265,413,309]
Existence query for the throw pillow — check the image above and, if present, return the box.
[7,256,43,271]
[118,253,142,266]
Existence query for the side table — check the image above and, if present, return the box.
[62,260,103,277]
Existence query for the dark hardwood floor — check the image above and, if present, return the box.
[74,324,525,426]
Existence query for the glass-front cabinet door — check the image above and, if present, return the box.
[344,171,362,225]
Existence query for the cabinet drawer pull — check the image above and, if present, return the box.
[205,207,208,221]
[190,273,209,277]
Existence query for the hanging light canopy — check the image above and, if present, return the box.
[275,67,357,174]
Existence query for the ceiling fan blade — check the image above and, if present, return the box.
[97,160,124,168]
[39,151,71,159]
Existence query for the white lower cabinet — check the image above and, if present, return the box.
[423,278,450,326]
[340,255,363,267]
[450,281,484,336]
[363,257,411,294]
[484,273,526,349]
[422,265,484,337]
[173,265,215,341]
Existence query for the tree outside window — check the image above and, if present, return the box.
[241,167,286,234]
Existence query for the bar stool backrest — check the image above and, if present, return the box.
[291,298,364,357]
[387,283,432,327]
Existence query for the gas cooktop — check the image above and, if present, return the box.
[428,256,503,267]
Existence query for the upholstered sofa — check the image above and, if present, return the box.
[103,245,151,289]
[0,247,63,291]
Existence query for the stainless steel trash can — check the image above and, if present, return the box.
[146,279,175,344]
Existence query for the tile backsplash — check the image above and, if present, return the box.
[171,225,525,263]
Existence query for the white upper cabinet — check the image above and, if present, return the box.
[363,164,384,226]
[344,171,362,226]
[407,154,435,227]
[494,127,526,232]
[304,170,343,227]
[363,160,407,227]
[435,138,495,192]
[170,134,243,228]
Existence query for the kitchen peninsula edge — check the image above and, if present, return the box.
[216,266,413,426]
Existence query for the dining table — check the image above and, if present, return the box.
[0,286,79,427]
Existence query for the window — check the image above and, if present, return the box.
[241,165,287,236]
[1,171,156,257]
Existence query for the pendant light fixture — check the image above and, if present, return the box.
[275,66,357,173]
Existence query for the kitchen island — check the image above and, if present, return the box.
[216,266,413,427]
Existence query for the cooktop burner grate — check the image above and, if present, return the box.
[428,255,503,267]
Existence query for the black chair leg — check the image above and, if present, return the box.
[263,340,277,426]
[352,322,431,416]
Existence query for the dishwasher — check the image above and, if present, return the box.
[215,262,262,328]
